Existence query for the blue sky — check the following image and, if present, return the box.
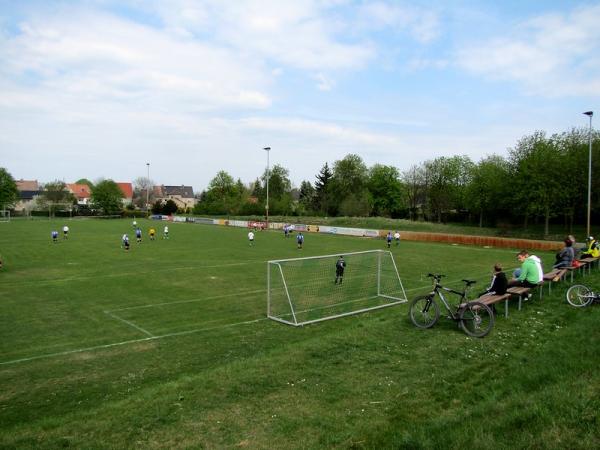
[1,0,599,192]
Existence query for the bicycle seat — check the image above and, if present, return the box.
[462,279,477,286]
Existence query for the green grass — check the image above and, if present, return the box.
[0,219,599,449]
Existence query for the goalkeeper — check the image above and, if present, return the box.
[334,255,346,284]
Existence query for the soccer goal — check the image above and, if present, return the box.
[267,250,408,326]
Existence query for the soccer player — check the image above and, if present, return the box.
[135,227,142,243]
[386,231,392,248]
[163,225,169,239]
[248,230,255,246]
[335,255,346,284]
[122,234,130,251]
[296,232,304,249]
[51,230,59,243]
[63,225,69,239]
[132,219,137,229]
[149,227,156,241]
[394,231,401,246]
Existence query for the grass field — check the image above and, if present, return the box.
[1,218,599,449]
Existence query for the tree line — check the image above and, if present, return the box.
[0,127,598,230]
[195,128,599,233]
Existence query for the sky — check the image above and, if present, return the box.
[1,0,599,193]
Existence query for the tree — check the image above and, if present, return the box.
[37,180,75,217]
[162,199,178,215]
[465,155,510,227]
[367,164,405,217]
[91,179,124,214]
[402,164,426,221]
[313,163,333,215]
[151,200,164,214]
[132,177,155,209]
[508,131,564,234]
[330,154,369,216]
[75,178,94,190]
[0,168,19,210]
[424,156,473,223]
[298,180,315,213]
[194,170,248,215]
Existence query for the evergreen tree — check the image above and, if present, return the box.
[313,163,333,215]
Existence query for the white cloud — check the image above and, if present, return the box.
[0,9,272,113]
[357,2,441,43]
[456,4,600,97]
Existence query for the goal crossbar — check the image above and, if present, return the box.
[267,249,407,326]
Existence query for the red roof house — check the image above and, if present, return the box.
[67,183,92,205]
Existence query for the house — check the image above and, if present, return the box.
[116,182,134,205]
[66,183,92,205]
[14,179,40,211]
[154,185,196,211]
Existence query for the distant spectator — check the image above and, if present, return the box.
[553,238,575,269]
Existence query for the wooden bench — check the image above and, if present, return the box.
[563,260,589,282]
[542,268,567,295]
[474,293,512,318]
[578,257,599,274]
[506,286,532,311]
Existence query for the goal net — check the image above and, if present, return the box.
[267,250,407,326]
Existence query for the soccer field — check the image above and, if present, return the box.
[1,219,598,449]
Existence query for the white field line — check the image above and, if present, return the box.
[0,273,494,366]
[103,310,155,337]
[107,288,266,312]
[0,317,267,366]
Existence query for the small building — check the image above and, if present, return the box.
[154,185,196,211]
[14,180,40,211]
[66,183,92,205]
[116,182,134,205]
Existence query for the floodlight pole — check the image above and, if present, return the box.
[584,111,593,237]
[146,162,150,217]
[263,147,271,228]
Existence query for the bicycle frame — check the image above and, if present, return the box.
[431,284,468,320]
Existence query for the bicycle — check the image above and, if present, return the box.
[566,284,600,307]
[409,273,495,338]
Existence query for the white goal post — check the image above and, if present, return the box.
[267,250,408,326]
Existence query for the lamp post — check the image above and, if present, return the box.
[146,162,150,217]
[263,147,271,228]
[584,111,593,237]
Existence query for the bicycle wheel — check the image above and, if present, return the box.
[459,301,494,338]
[566,285,594,307]
[409,295,440,329]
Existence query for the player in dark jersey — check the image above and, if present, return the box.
[335,256,346,284]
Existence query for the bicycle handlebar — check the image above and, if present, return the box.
[427,274,476,287]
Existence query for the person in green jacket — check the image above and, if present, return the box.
[508,250,543,288]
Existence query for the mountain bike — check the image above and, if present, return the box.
[409,273,495,338]
[566,284,600,307]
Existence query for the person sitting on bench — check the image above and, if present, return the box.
[478,263,508,297]
[553,237,575,269]
[509,250,543,288]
